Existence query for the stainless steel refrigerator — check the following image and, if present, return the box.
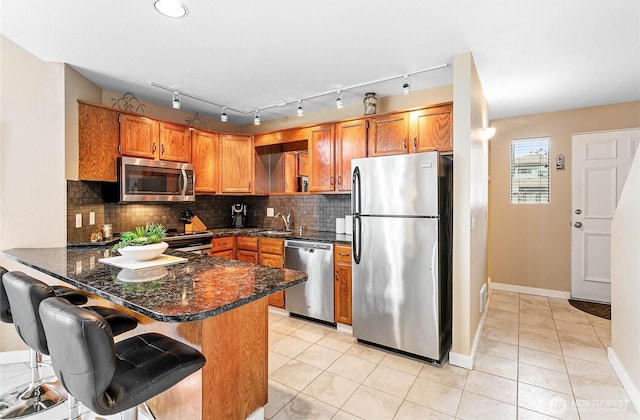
[351,151,452,364]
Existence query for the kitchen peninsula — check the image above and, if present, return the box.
[2,246,307,420]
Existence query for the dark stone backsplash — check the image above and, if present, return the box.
[67,181,351,243]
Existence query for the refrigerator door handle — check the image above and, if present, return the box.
[352,166,362,264]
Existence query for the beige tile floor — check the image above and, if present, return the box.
[266,290,639,419]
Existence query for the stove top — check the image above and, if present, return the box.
[164,231,213,244]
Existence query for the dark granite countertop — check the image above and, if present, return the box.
[68,228,352,246]
[2,247,307,323]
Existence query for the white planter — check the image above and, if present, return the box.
[117,242,168,261]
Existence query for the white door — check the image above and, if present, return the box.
[571,128,640,303]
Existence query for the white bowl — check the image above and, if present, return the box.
[117,242,168,261]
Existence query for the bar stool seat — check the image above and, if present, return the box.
[40,297,206,418]
[0,271,138,419]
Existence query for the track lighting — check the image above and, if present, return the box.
[150,63,448,123]
[172,91,181,109]
[154,0,188,18]
[402,75,411,95]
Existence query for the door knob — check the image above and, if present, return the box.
[574,222,583,228]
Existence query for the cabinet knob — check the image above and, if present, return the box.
[413,137,417,149]
[330,176,334,186]
[152,143,157,153]
[161,144,165,155]
[403,138,407,149]
[337,176,342,185]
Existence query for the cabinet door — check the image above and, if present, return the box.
[212,250,234,260]
[159,122,191,162]
[259,238,284,256]
[211,236,234,255]
[236,236,258,252]
[369,112,410,157]
[410,104,453,153]
[191,130,220,194]
[220,134,254,194]
[336,119,368,191]
[334,245,352,325]
[120,114,159,159]
[298,151,309,177]
[237,250,258,264]
[283,152,298,193]
[78,103,120,181]
[308,124,336,192]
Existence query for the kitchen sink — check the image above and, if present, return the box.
[260,230,293,236]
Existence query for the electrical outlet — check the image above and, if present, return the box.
[75,214,82,228]
[267,208,274,217]
[89,212,95,225]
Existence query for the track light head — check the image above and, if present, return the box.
[336,91,343,109]
[402,75,410,95]
[297,100,304,117]
[221,107,228,122]
[254,110,260,125]
[172,91,181,109]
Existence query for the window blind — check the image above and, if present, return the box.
[510,137,550,204]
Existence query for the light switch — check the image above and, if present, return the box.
[89,212,95,225]
[267,208,274,217]
[76,214,82,228]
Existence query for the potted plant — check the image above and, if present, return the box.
[112,223,168,261]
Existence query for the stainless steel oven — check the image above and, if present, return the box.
[164,232,213,254]
[118,157,195,202]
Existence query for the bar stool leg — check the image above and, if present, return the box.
[0,349,67,419]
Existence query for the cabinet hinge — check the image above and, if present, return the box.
[118,144,121,154]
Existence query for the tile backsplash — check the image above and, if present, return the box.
[67,181,351,243]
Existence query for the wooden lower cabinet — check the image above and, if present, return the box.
[334,244,352,325]
[211,236,235,259]
[236,236,258,264]
[259,238,286,308]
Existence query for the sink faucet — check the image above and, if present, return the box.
[274,211,291,231]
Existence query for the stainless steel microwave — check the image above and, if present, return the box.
[118,157,195,202]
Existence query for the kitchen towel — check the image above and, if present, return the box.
[336,218,345,234]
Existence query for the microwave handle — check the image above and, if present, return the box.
[181,168,188,195]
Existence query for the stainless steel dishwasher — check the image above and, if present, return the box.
[285,240,335,324]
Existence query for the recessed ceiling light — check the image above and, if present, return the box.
[154,0,188,18]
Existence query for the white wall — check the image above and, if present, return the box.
[450,52,490,367]
[610,151,640,410]
[0,35,67,351]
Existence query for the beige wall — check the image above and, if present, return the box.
[0,36,67,351]
[450,52,490,362]
[611,151,640,410]
[489,102,640,292]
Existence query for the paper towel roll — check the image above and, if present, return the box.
[336,218,345,234]
[344,215,353,235]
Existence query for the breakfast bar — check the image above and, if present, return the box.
[2,246,307,420]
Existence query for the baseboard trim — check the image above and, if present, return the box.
[336,323,353,335]
[449,298,489,370]
[0,350,29,365]
[608,347,640,413]
[268,306,289,317]
[489,281,571,299]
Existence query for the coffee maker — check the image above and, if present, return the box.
[231,203,247,228]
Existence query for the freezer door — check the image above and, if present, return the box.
[351,152,439,217]
[352,216,441,360]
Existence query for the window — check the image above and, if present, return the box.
[510,137,550,204]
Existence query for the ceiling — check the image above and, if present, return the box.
[2,1,638,126]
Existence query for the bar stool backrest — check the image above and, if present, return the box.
[0,266,11,323]
[2,271,55,354]
[39,297,117,414]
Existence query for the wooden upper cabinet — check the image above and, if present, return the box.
[368,112,410,156]
[120,114,159,159]
[410,103,453,153]
[283,152,298,193]
[191,129,220,194]
[336,119,368,191]
[308,124,336,193]
[159,122,191,162]
[298,151,309,176]
[78,103,120,181]
[220,134,254,194]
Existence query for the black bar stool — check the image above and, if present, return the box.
[0,271,138,419]
[40,297,206,420]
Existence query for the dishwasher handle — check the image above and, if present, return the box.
[285,240,332,251]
